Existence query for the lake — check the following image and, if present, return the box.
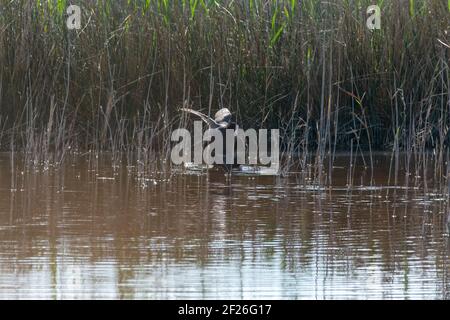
[0,152,448,299]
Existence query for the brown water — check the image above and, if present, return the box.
[0,152,449,299]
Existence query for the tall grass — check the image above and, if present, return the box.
[0,0,449,180]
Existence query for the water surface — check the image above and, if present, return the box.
[0,153,449,299]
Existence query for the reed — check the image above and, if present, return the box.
[0,0,448,185]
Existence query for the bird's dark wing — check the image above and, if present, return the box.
[233,123,247,146]
[180,108,218,128]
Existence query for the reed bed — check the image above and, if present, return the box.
[0,0,449,185]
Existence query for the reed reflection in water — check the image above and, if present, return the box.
[0,153,449,299]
